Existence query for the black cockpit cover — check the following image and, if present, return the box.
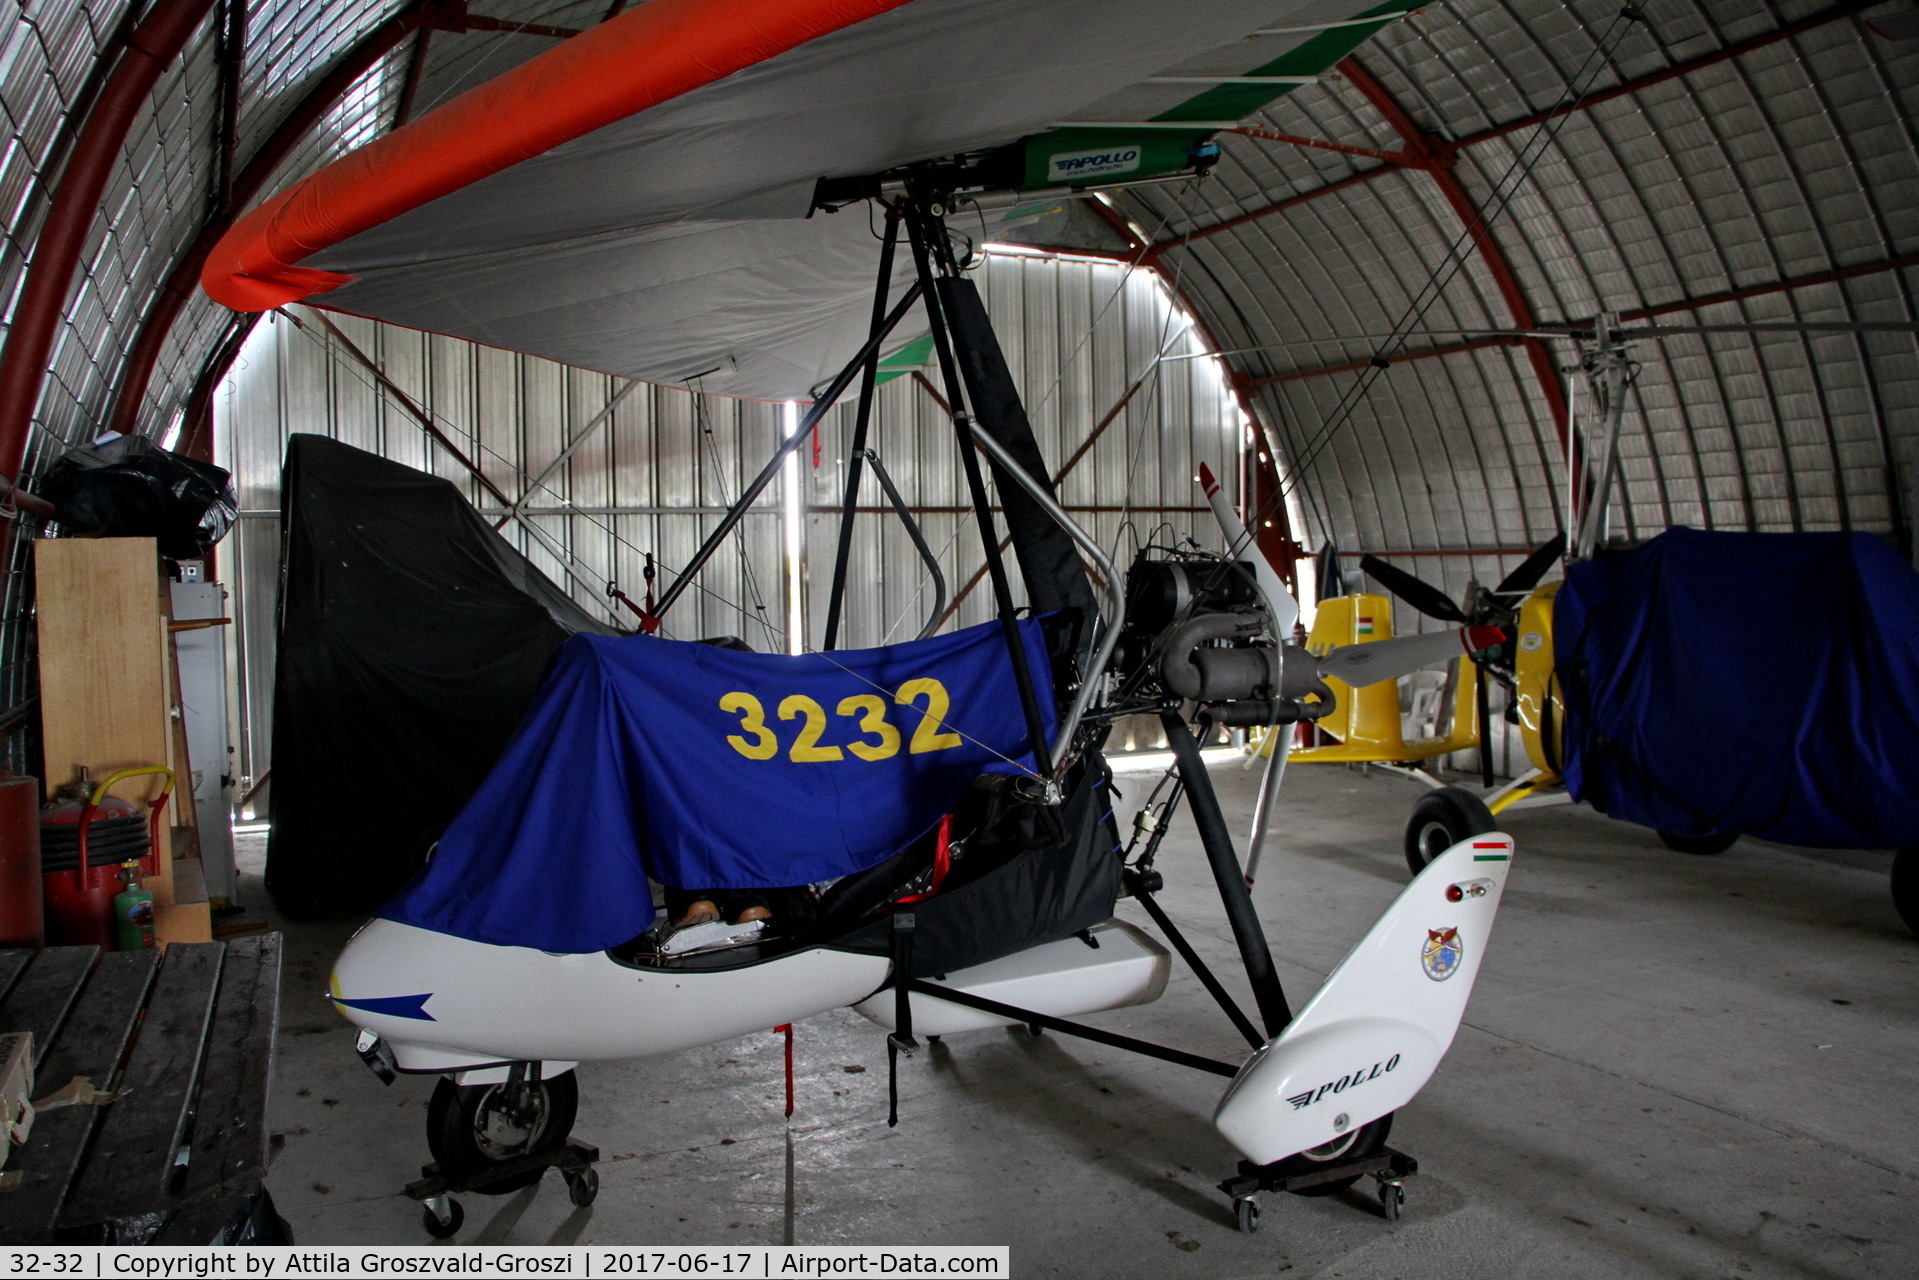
[265,435,618,918]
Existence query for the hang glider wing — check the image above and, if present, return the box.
[204,0,1416,399]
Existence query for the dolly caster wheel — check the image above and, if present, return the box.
[1234,1196,1259,1234]
[422,1195,463,1239]
[1026,1022,1044,1037]
[1378,1180,1404,1221]
[564,1165,599,1208]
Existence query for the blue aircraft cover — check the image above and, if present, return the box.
[381,618,1055,952]
[1556,527,1919,850]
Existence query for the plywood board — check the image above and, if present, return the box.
[153,902,211,948]
[35,539,180,901]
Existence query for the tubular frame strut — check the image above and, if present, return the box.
[1124,868,1264,1051]
[1162,714,1292,1037]
[650,279,925,626]
[822,209,902,650]
[901,196,1055,779]
[904,980,1239,1077]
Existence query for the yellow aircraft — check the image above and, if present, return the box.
[1283,553,1746,872]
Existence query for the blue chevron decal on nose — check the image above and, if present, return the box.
[334,992,435,1020]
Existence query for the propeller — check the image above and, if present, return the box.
[1354,556,1467,623]
[1358,532,1566,786]
[1316,624,1507,688]
[1193,465,1511,882]
[1494,533,1567,596]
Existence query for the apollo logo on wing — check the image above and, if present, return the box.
[1046,146,1143,183]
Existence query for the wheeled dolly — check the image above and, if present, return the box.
[1219,1146,1418,1234]
[407,1138,601,1238]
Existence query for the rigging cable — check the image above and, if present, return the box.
[284,310,772,639]
[875,186,1200,645]
[1232,5,1651,550]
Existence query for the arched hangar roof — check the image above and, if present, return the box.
[1072,0,1919,597]
[0,0,1912,596]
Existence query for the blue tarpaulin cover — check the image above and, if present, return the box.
[381,618,1054,952]
[1557,527,1919,850]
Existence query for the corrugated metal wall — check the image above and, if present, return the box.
[213,248,1243,783]
[807,249,1245,651]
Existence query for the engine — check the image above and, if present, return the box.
[1117,554,1331,728]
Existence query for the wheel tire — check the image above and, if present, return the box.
[1280,1112,1394,1198]
[1378,1181,1403,1221]
[565,1165,600,1208]
[1234,1197,1259,1234]
[1893,848,1919,938]
[427,1070,578,1196]
[421,1199,463,1239]
[1404,788,1497,876]
[1656,829,1738,855]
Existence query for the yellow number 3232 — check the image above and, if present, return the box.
[721,680,964,762]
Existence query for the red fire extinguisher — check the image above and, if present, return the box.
[40,765,174,949]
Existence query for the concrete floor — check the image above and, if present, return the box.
[244,756,1919,1276]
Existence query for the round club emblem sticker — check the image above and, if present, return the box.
[1520,631,1544,652]
[1421,927,1463,981]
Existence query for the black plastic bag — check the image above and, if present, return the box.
[40,434,237,560]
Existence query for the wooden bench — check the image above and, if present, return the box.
[0,936,285,1243]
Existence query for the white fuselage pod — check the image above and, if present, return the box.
[1213,831,1514,1166]
[329,918,890,1072]
[853,919,1169,1036]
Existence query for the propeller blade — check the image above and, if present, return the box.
[1198,463,1299,637]
[1358,555,1467,622]
[1315,540,1345,601]
[1317,625,1506,688]
[1493,532,1568,596]
[1243,730,1289,886]
[1476,662,1495,787]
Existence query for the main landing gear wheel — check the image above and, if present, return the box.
[1405,788,1497,876]
[427,1070,579,1195]
[1234,1196,1259,1234]
[1278,1113,1394,1198]
[1657,829,1738,855]
[1893,847,1919,938]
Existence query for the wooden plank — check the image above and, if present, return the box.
[0,947,100,1069]
[34,538,177,903]
[154,901,213,948]
[34,539,174,802]
[0,948,31,1005]
[0,950,161,1245]
[152,934,282,1245]
[58,942,223,1229]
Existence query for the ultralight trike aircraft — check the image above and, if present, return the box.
[202,0,1527,1239]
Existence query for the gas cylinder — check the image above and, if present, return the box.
[40,770,150,949]
[112,861,155,951]
[0,769,40,948]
